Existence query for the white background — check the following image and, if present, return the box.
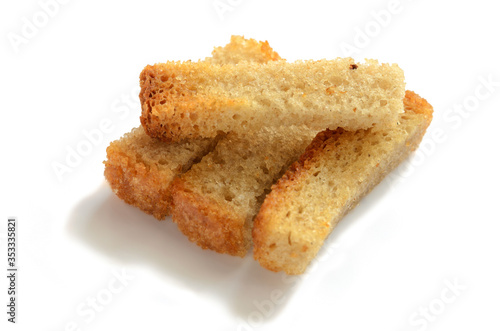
[1,0,499,330]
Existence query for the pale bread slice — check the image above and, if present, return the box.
[170,126,317,256]
[139,59,405,142]
[252,90,433,274]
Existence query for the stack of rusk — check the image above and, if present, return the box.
[104,36,433,275]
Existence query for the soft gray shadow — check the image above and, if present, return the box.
[67,173,395,321]
[67,182,301,320]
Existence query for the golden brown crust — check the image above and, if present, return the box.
[404,90,434,122]
[103,127,220,220]
[103,142,173,220]
[170,178,251,257]
[139,63,243,143]
[259,40,281,62]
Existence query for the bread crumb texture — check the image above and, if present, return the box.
[253,91,433,274]
[140,59,405,142]
[171,126,317,257]
[104,126,218,219]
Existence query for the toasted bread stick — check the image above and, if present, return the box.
[140,59,405,142]
[253,91,433,274]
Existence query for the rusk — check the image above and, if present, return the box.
[253,91,433,274]
[140,59,405,142]
[170,127,317,256]
[104,126,219,219]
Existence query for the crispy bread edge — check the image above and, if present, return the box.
[139,63,243,143]
[170,178,252,257]
[139,60,404,143]
[103,143,173,220]
[259,40,281,62]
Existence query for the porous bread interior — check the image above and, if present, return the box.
[104,126,218,219]
[113,126,216,173]
[179,126,316,221]
[171,126,317,255]
[206,35,281,64]
[140,59,405,142]
[253,91,433,274]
